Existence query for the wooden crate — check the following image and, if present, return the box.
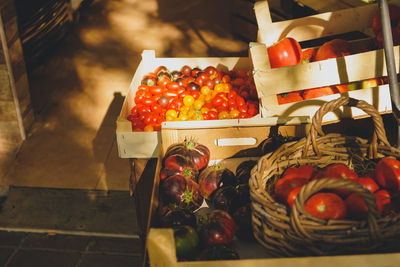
[116,50,311,159]
[249,1,397,123]
[144,118,400,266]
[143,120,307,266]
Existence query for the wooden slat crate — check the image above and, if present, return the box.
[116,50,310,159]
[144,120,307,266]
[250,0,396,123]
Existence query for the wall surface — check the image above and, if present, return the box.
[0,0,33,178]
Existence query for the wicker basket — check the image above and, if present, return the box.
[249,96,400,257]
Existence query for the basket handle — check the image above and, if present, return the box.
[290,177,381,241]
[302,96,391,158]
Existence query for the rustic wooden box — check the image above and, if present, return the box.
[249,1,397,123]
[143,120,307,266]
[116,50,311,159]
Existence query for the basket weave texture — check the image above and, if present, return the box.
[250,96,400,257]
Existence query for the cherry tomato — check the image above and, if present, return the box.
[191,90,200,100]
[208,111,218,120]
[218,111,230,120]
[201,86,211,95]
[183,95,195,107]
[181,65,192,76]
[151,104,163,113]
[166,109,178,119]
[212,96,225,107]
[158,96,170,107]
[149,86,163,95]
[167,82,181,91]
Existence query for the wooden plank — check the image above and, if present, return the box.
[8,41,26,83]
[0,0,16,25]
[14,72,29,100]
[4,17,18,46]
[254,1,377,46]
[0,65,11,101]
[0,100,17,121]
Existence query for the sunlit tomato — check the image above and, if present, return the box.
[237,105,248,113]
[314,39,352,61]
[155,66,168,75]
[267,37,302,68]
[164,90,179,99]
[228,90,238,99]
[151,104,163,113]
[175,77,188,88]
[191,67,201,78]
[179,91,190,99]
[230,109,240,118]
[166,109,178,119]
[181,65,192,76]
[149,86,163,95]
[236,96,246,106]
[138,105,151,114]
[214,83,226,93]
[305,192,347,220]
[187,82,200,91]
[212,96,225,107]
[142,97,155,106]
[183,95,195,107]
[158,77,171,87]
[208,110,218,120]
[203,79,215,90]
[222,75,231,83]
[193,99,204,110]
[201,86,211,95]
[144,125,154,131]
[158,96,170,107]
[167,82,180,91]
[191,90,200,100]
[238,112,249,119]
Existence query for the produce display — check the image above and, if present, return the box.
[272,159,400,220]
[271,5,400,105]
[127,65,259,131]
[155,139,258,261]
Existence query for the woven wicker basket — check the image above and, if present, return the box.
[250,96,400,257]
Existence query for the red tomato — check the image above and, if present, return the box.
[212,96,226,107]
[191,90,200,100]
[305,192,347,220]
[267,37,302,68]
[302,86,337,100]
[317,163,359,197]
[375,157,400,191]
[287,186,302,208]
[301,48,317,63]
[277,91,304,104]
[314,39,352,61]
[151,104,163,113]
[345,193,369,220]
[208,111,218,120]
[371,4,400,35]
[357,177,380,193]
[278,165,318,186]
[274,177,309,205]
[149,86,163,95]
[181,65,192,76]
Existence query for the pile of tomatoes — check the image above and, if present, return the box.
[127,65,259,131]
[156,139,257,261]
[273,158,400,220]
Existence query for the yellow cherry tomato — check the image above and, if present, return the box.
[230,109,240,119]
[179,113,189,121]
[165,109,178,118]
[218,111,230,120]
[180,105,190,113]
[200,107,209,114]
[214,83,225,93]
[165,115,175,121]
[201,86,211,95]
[183,95,195,107]
[193,99,204,110]
[193,111,204,120]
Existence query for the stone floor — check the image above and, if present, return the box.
[0,0,249,266]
